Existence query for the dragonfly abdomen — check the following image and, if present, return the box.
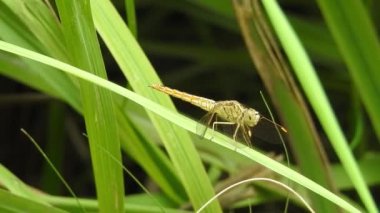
[150,84,215,111]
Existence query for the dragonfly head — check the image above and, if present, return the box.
[244,108,260,127]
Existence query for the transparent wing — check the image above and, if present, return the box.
[197,109,239,142]
[196,111,217,139]
[195,109,286,149]
[196,111,254,148]
[251,118,288,145]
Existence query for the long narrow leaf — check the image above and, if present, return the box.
[316,0,380,141]
[91,1,222,211]
[0,189,67,213]
[56,1,124,212]
[0,41,361,213]
[261,0,377,212]
[233,1,337,211]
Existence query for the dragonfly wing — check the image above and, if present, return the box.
[252,118,288,144]
[196,111,216,139]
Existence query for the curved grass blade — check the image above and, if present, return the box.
[233,0,338,211]
[0,164,45,205]
[0,41,361,212]
[91,1,222,211]
[261,0,377,212]
[0,189,68,213]
[316,0,380,140]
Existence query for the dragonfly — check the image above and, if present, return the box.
[150,84,287,147]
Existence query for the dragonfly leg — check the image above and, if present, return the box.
[209,115,218,140]
[212,121,235,138]
[232,124,240,141]
[212,121,236,133]
[211,121,238,148]
[232,124,242,151]
[231,124,253,148]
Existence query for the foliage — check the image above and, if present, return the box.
[0,0,379,212]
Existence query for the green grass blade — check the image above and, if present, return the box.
[0,0,186,206]
[0,189,68,213]
[0,164,44,204]
[15,0,68,60]
[0,0,43,50]
[0,0,81,111]
[40,102,66,194]
[233,1,338,211]
[93,0,188,205]
[261,0,377,212]
[91,1,222,211]
[56,1,124,212]
[42,194,192,213]
[115,105,186,204]
[316,0,380,141]
[0,41,361,212]
[125,0,137,37]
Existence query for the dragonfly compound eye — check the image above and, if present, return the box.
[244,109,260,127]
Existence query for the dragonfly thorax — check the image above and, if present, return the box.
[213,101,260,127]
